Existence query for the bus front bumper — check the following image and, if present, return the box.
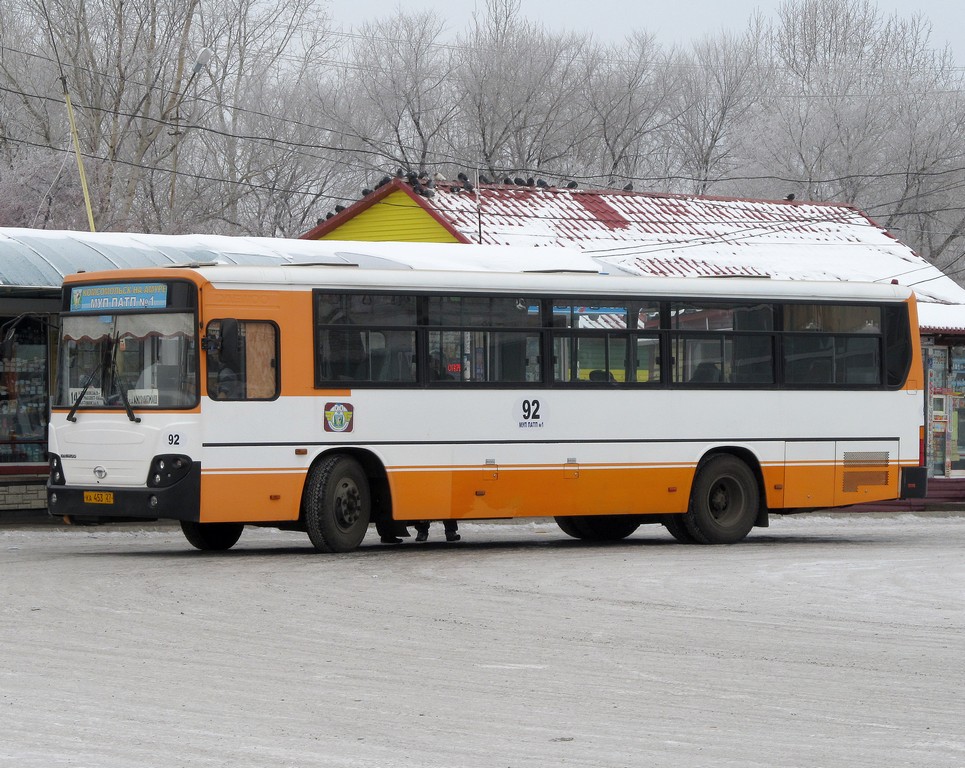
[47,462,201,523]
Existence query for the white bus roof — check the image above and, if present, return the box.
[1,227,916,304]
[147,262,914,304]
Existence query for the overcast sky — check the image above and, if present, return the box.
[332,0,963,62]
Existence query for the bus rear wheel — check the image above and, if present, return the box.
[304,455,371,553]
[684,455,759,544]
[555,515,641,541]
[180,521,244,551]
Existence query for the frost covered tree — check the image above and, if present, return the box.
[0,0,337,235]
[322,10,458,180]
[747,0,965,268]
[579,31,677,190]
[667,28,763,195]
[0,0,963,272]
[453,0,592,181]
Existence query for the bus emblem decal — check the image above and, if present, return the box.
[324,402,354,433]
[93,466,108,479]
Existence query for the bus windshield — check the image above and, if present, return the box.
[54,313,197,409]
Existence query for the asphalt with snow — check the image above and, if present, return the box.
[2,514,963,767]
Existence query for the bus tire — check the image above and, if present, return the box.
[304,455,371,553]
[684,455,759,544]
[180,520,244,551]
[555,516,587,539]
[661,514,697,544]
[555,515,640,541]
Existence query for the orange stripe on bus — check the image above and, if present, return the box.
[197,459,907,524]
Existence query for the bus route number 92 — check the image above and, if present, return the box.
[517,398,545,429]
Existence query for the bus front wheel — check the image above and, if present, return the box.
[304,455,371,553]
[684,455,759,544]
[180,520,244,551]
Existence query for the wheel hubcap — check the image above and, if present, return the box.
[334,478,361,529]
[709,477,743,525]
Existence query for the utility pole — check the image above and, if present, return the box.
[169,47,213,212]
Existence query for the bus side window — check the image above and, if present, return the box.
[206,320,278,400]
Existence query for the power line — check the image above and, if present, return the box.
[6,75,965,202]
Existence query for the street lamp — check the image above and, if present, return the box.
[169,47,214,211]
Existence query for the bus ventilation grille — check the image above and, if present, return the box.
[842,452,890,492]
[842,471,890,492]
[843,451,890,467]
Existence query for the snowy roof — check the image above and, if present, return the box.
[0,227,418,292]
[303,179,965,333]
[4,220,964,333]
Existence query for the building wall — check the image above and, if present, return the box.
[0,477,46,511]
[319,190,461,243]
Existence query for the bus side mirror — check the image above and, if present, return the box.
[0,333,14,360]
[220,319,241,371]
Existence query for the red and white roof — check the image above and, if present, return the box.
[412,181,965,332]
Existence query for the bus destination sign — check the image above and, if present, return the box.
[70,283,168,311]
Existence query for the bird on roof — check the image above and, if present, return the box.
[536,178,548,188]
[395,168,405,178]
[433,171,446,182]
[623,182,633,191]
[376,176,391,188]
[514,177,525,186]
[334,205,345,213]
[325,212,334,219]
[479,174,491,185]
[463,180,474,192]
[362,188,373,196]
[785,193,796,201]
[526,177,535,186]
[457,172,469,182]
[566,180,578,189]
[503,177,513,185]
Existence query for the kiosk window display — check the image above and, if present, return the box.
[0,316,50,465]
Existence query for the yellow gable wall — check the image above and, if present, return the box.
[316,190,461,243]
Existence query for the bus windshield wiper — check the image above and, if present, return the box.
[110,355,141,423]
[66,362,104,422]
[65,332,140,423]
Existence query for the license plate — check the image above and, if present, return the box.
[83,491,114,505]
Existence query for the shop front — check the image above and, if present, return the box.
[0,294,60,511]
[924,339,965,478]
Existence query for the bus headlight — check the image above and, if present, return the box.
[49,454,66,486]
[146,454,192,488]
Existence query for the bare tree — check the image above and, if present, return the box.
[454,0,592,180]
[1,0,963,272]
[319,9,458,182]
[749,0,965,269]
[579,31,677,189]
[668,29,762,195]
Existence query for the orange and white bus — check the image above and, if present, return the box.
[47,240,927,551]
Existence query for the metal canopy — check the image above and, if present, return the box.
[0,228,372,291]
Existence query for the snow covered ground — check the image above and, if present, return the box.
[2,513,963,767]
